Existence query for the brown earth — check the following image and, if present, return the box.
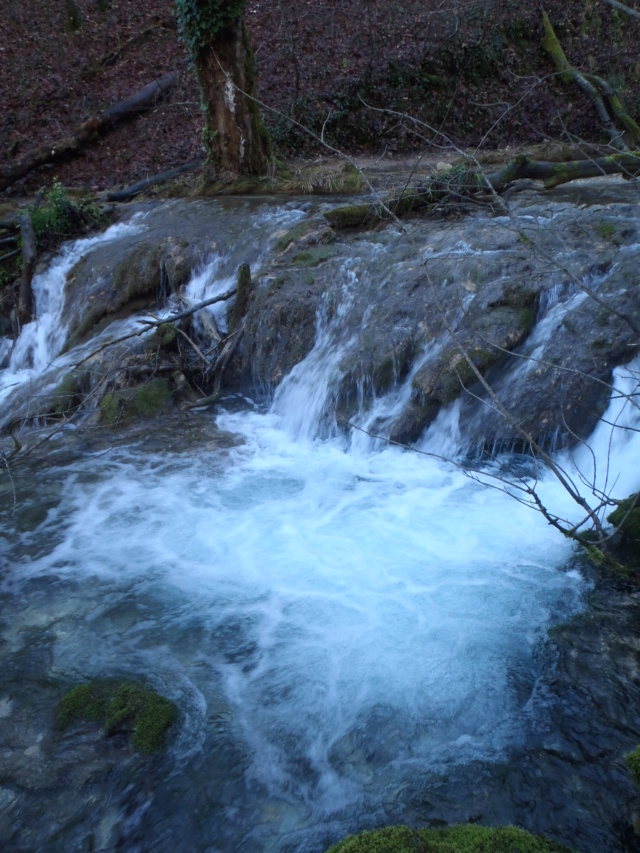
[1,0,639,195]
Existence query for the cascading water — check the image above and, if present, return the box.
[1,197,640,852]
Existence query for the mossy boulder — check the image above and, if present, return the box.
[63,237,195,350]
[608,494,640,541]
[100,378,173,424]
[608,494,640,562]
[326,824,575,853]
[324,203,381,230]
[58,680,177,753]
[47,369,89,417]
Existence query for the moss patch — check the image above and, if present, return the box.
[49,369,87,416]
[58,680,177,753]
[627,746,640,790]
[594,221,623,245]
[291,246,335,267]
[326,824,575,853]
[608,493,640,540]
[324,203,380,230]
[100,378,172,424]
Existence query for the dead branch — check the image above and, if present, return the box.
[106,159,202,201]
[74,287,236,368]
[0,72,179,191]
[542,9,639,148]
[601,0,640,21]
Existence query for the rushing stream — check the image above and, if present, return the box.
[1,196,640,852]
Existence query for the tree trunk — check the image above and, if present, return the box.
[195,19,269,175]
[18,213,36,327]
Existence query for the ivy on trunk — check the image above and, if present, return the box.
[176,0,270,175]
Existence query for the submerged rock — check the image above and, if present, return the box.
[325,824,576,852]
[58,680,177,753]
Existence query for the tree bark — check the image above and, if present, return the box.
[195,19,269,174]
[541,9,640,149]
[18,214,36,327]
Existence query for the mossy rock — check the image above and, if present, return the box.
[291,246,336,267]
[436,347,497,404]
[58,680,177,753]
[49,369,88,416]
[275,219,322,253]
[324,203,381,230]
[608,494,640,544]
[325,824,576,853]
[100,378,172,424]
[147,322,178,351]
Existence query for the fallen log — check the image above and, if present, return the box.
[542,9,640,149]
[602,0,640,21]
[324,152,640,229]
[486,152,640,190]
[0,72,179,192]
[106,160,202,202]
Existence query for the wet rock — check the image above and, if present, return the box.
[62,236,197,350]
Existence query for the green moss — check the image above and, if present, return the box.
[324,204,379,230]
[100,379,172,425]
[608,494,640,542]
[627,746,640,790]
[99,392,119,424]
[57,683,108,729]
[154,322,178,348]
[438,347,495,403]
[50,369,86,415]
[291,246,335,267]
[594,221,623,245]
[58,680,177,753]
[132,378,172,416]
[373,357,396,395]
[326,824,575,853]
[519,307,536,335]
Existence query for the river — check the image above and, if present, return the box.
[1,195,640,852]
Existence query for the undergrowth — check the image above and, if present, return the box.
[29,180,106,249]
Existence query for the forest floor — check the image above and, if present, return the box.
[1,0,639,195]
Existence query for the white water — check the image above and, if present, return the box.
[0,217,145,409]
[2,202,640,849]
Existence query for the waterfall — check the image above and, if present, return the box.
[2,198,640,852]
[0,217,145,408]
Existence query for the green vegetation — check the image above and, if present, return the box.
[594,222,622,245]
[175,0,246,56]
[29,181,105,249]
[50,369,87,416]
[325,824,575,853]
[608,493,640,544]
[58,680,177,753]
[100,378,173,424]
[626,746,640,790]
[291,246,335,267]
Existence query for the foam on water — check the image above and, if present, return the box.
[0,217,145,406]
[3,200,640,848]
[5,400,588,810]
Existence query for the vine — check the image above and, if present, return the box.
[175,0,246,56]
